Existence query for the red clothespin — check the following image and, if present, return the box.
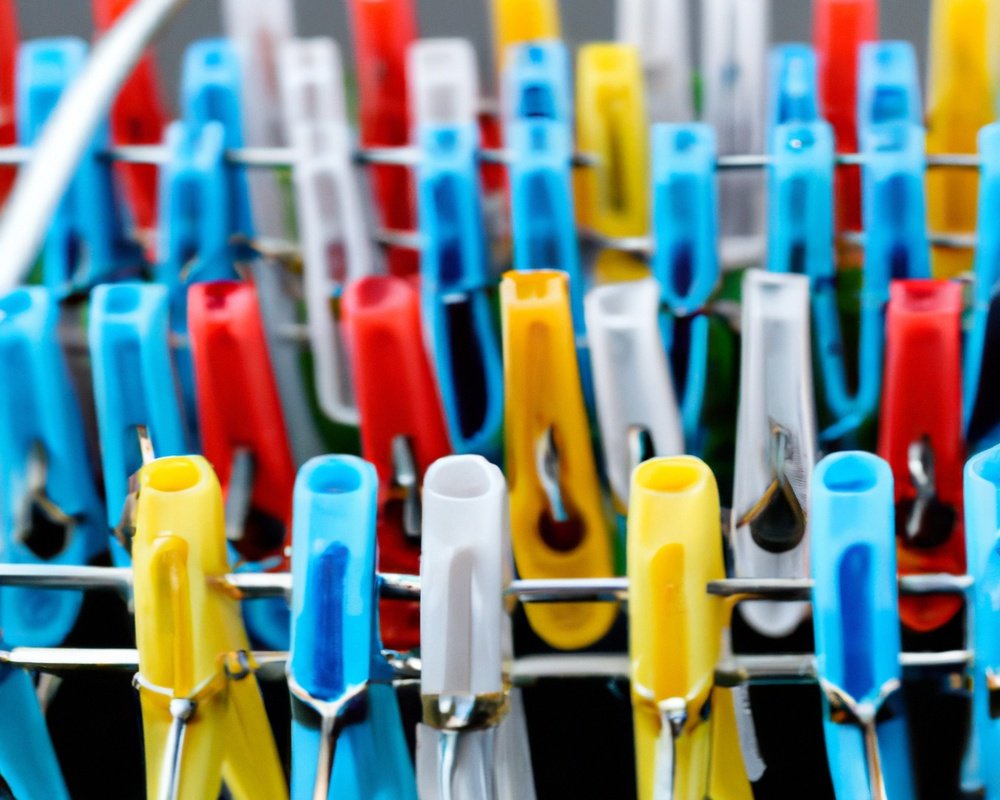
[346,0,419,277]
[0,0,17,205]
[187,281,296,568]
[341,275,451,650]
[877,279,965,633]
[92,0,168,233]
[813,0,878,251]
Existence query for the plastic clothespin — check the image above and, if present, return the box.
[17,38,139,297]
[732,271,817,637]
[616,0,693,123]
[188,281,296,649]
[500,270,616,650]
[89,283,189,567]
[628,456,751,800]
[585,278,684,511]
[340,275,451,650]
[700,0,768,268]
[288,455,416,800]
[410,39,505,462]
[877,279,965,633]
[490,0,560,72]
[926,0,994,279]
[811,452,916,800]
[131,456,287,800]
[279,38,374,427]
[650,123,718,448]
[767,44,820,133]
[0,287,105,647]
[0,0,17,205]
[416,455,536,800]
[92,0,169,233]
[346,0,419,277]
[813,0,879,247]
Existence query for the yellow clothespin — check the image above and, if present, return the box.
[491,0,561,71]
[501,270,617,650]
[628,456,751,800]
[576,43,651,283]
[926,0,996,278]
[131,456,287,800]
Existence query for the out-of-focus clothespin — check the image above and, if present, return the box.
[0,287,105,647]
[17,38,140,297]
[767,44,819,134]
[410,39,505,463]
[0,0,17,206]
[131,455,287,800]
[341,275,451,650]
[89,283,189,566]
[877,279,965,633]
[490,0,561,73]
[811,452,916,800]
[926,0,995,278]
[416,455,536,800]
[288,455,416,800]
[500,270,617,650]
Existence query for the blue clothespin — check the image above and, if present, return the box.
[649,123,717,449]
[16,39,139,297]
[811,452,916,800]
[412,40,504,463]
[0,288,105,646]
[289,455,416,800]
[767,44,820,133]
[89,283,189,566]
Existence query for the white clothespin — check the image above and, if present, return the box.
[585,278,684,510]
[410,38,480,128]
[616,0,693,122]
[731,270,817,636]
[417,455,536,800]
[700,0,769,267]
[279,38,375,426]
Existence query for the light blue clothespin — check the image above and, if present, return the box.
[811,452,916,800]
[412,40,503,463]
[289,455,416,800]
[649,123,717,449]
[767,44,819,133]
[16,39,139,297]
[0,288,105,646]
[89,283,188,567]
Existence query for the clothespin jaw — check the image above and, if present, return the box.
[411,39,505,462]
[500,270,616,650]
[732,271,817,637]
[877,279,965,632]
[131,455,287,800]
[811,452,916,800]
[0,287,105,647]
[768,44,820,132]
[341,275,452,650]
[490,0,561,72]
[89,282,188,566]
[289,455,416,800]
[16,38,138,296]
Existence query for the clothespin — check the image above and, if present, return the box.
[89,283,189,567]
[500,270,616,650]
[417,455,536,800]
[650,123,718,448]
[288,455,416,800]
[279,37,374,427]
[340,275,451,650]
[811,452,916,800]
[767,45,820,133]
[628,456,751,800]
[346,0,419,277]
[700,0,768,267]
[490,0,560,72]
[92,0,169,233]
[585,278,684,512]
[188,281,296,649]
[17,38,139,297]
[410,39,505,462]
[732,271,817,637]
[813,0,878,249]
[131,455,286,800]
[0,0,17,205]
[615,0,693,123]
[877,279,965,633]
[926,0,994,279]
[0,287,105,647]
